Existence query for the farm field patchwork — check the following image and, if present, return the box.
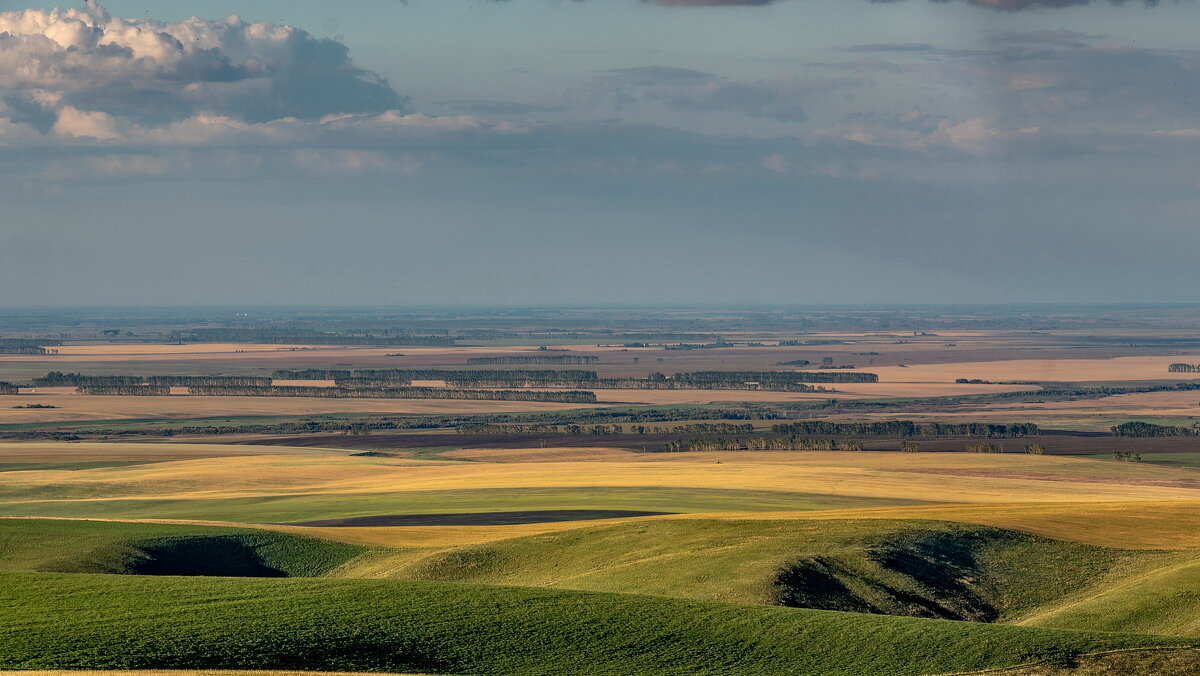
[5,316,1200,674]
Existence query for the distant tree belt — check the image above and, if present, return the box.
[188,385,598,403]
[170,328,455,346]
[0,382,18,395]
[31,372,270,387]
[458,422,758,435]
[276,368,877,389]
[662,342,737,350]
[0,347,48,354]
[659,371,877,385]
[273,369,600,385]
[771,420,1039,438]
[0,407,779,440]
[467,356,601,365]
[659,436,864,452]
[1111,421,1200,437]
[77,385,171,396]
[34,372,146,386]
[146,376,273,387]
[0,338,62,347]
[1168,363,1200,373]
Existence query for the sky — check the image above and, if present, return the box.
[1,0,1198,306]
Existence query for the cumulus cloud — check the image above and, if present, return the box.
[0,3,403,138]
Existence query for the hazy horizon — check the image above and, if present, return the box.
[4,0,1198,305]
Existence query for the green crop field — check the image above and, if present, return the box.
[2,572,1195,676]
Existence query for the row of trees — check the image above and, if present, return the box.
[32,372,271,387]
[467,356,600,365]
[0,339,61,347]
[661,436,865,452]
[455,422,759,436]
[78,385,171,396]
[0,406,778,440]
[0,382,18,395]
[272,368,872,390]
[0,346,52,355]
[1112,451,1143,462]
[188,385,597,403]
[1168,363,1200,373]
[771,420,1039,438]
[1111,421,1199,437]
[663,371,877,385]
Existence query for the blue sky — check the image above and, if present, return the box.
[2,0,1199,305]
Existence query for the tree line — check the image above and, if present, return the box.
[78,385,171,396]
[659,436,864,452]
[0,346,53,355]
[456,422,758,436]
[272,368,875,390]
[467,356,600,365]
[188,385,597,403]
[1111,421,1199,437]
[771,420,1039,438]
[32,372,271,387]
[0,382,18,395]
[1168,363,1200,373]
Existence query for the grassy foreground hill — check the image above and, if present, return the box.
[1,572,1195,676]
[0,519,364,577]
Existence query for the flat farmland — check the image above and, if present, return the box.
[867,354,1200,384]
[4,445,1200,527]
[0,393,605,424]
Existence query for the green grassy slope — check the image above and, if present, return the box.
[0,519,364,577]
[1,572,1193,676]
[360,518,1176,621]
[1022,557,1200,636]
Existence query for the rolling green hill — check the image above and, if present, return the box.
[0,519,364,577]
[1,571,1194,676]
[350,518,1181,623]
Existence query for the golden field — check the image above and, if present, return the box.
[5,441,1200,552]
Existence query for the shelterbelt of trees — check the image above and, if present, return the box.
[1112,421,1200,437]
[1169,363,1200,372]
[274,368,879,389]
[458,422,759,436]
[78,385,172,396]
[33,373,273,387]
[0,382,17,395]
[771,421,1040,438]
[0,338,59,355]
[188,385,597,403]
[467,356,600,365]
[0,407,778,441]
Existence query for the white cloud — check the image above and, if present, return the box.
[811,110,1040,156]
[0,3,403,136]
[50,106,123,140]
